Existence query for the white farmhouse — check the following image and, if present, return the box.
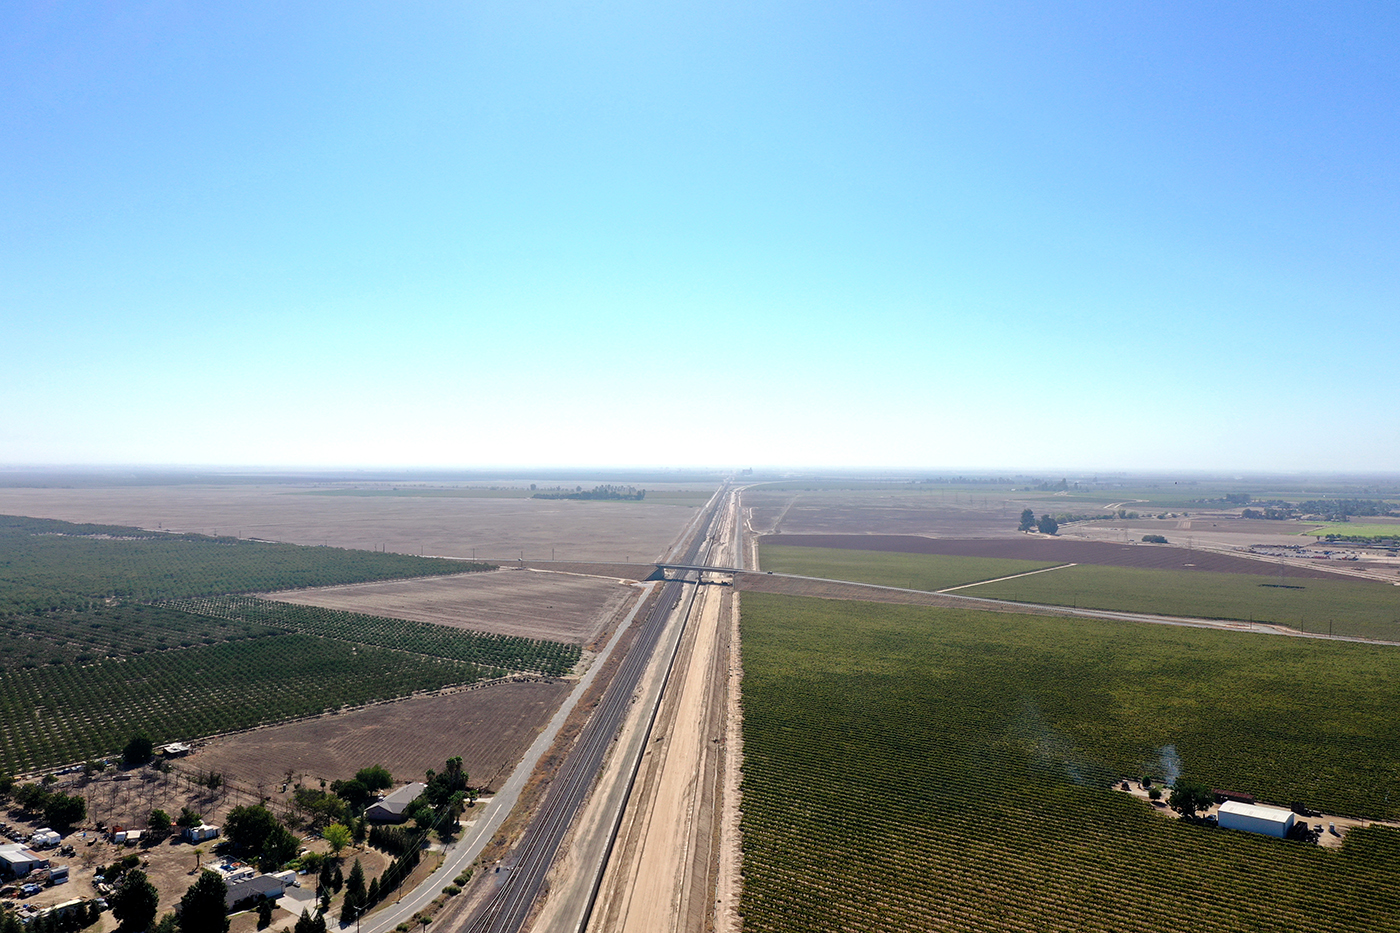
[1217,801,1296,838]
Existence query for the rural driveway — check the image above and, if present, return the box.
[357,582,658,933]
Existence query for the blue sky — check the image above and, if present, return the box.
[3,2,1397,472]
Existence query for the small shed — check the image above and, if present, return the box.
[1218,801,1295,838]
[184,824,220,843]
[365,783,427,823]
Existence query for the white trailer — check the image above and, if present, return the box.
[1218,801,1295,838]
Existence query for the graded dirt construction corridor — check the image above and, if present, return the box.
[587,489,745,933]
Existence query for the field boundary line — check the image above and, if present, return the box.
[937,563,1078,593]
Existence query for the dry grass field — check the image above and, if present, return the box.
[761,534,1351,579]
[188,679,572,793]
[745,487,1016,537]
[266,568,641,645]
[0,483,700,562]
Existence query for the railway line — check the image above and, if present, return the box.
[460,487,728,933]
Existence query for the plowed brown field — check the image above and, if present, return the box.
[760,534,1350,579]
[267,568,640,644]
[188,679,571,792]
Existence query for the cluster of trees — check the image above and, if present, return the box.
[328,765,393,813]
[224,805,300,872]
[106,866,230,933]
[9,781,86,830]
[1241,507,1292,520]
[531,484,646,501]
[1018,510,1059,535]
[1297,498,1398,521]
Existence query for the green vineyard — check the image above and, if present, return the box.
[739,593,1400,932]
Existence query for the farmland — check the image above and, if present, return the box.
[0,479,704,562]
[0,514,582,775]
[755,537,1400,641]
[739,593,1400,933]
[758,533,1352,578]
[0,514,486,614]
[968,564,1400,641]
[1303,522,1400,538]
[0,635,482,775]
[189,678,573,793]
[265,568,639,644]
[759,544,1057,591]
[165,596,580,674]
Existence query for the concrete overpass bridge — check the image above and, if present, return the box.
[648,562,746,583]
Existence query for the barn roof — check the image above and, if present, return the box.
[366,782,428,818]
[1218,800,1293,824]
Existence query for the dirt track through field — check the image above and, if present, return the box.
[762,534,1353,579]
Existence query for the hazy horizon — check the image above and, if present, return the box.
[5,3,1397,472]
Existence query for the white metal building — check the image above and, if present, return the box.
[0,843,50,879]
[1217,801,1296,838]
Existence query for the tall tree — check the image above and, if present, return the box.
[354,766,393,792]
[1168,778,1215,819]
[110,869,159,933]
[322,823,351,856]
[339,860,366,925]
[179,870,229,933]
[1018,508,1035,532]
[122,734,154,769]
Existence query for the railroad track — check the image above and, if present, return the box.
[461,487,728,933]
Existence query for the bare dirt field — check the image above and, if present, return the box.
[0,484,699,563]
[744,489,1019,538]
[760,534,1353,579]
[266,568,641,645]
[188,679,573,794]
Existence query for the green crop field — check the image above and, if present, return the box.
[0,514,577,775]
[759,544,1058,591]
[0,514,489,614]
[1301,523,1400,538]
[167,596,580,675]
[965,564,1400,641]
[0,636,485,775]
[739,593,1400,933]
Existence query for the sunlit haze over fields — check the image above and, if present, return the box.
[3,3,1397,471]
